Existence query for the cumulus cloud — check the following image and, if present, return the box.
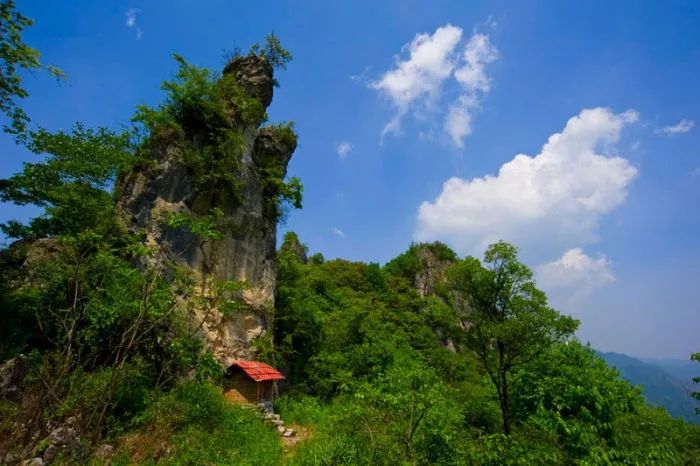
[416,108,639,253]
[332,227,346,238]
[125,8,142,39]
[369,24,463,141]
[445,33,498,147]
[336,142,352,159]
[657,119,694,135]
[369,25,498,147]
[537,248,615,302]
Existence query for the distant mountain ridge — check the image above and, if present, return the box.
[598,351,699,424]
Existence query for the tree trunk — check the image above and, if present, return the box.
[499,370,511,435]
[497,341,511,435]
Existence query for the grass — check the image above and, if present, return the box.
[112,381,283,465]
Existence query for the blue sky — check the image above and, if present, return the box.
[1,0,699,359]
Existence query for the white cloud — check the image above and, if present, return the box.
[444,101,473,148]
[369,24,463,141]
[658,119,694,135]
[537,248,615,302]
[369,25,498,148]
[332,227,346,238]
[445,33,498,147]
[336,142,352,159]
[416,108,639,254]
[125,8,143,39]
[350,66,371,83]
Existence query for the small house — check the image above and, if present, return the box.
[223,360,285,405]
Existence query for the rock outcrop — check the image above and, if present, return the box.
[405,242,457,298]
[0,355,28,401]
[117,55,296,365]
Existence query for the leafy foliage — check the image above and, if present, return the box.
[0,124,132,239]
[274,236,700,464]
[112,381,282,465]
[0,33,299,463]
[165,207,225,241]
[132,54,302,220]
[510,342,642,460]
[133,53,266,135]
[0,11,698,462]
[0,0,63,136]
[250,33,293,71]
[446,241,579,434]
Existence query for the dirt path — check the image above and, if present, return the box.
[281,424,311,458]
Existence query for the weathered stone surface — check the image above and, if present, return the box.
[117,55,295,364]
[0,355,28,401]
[22,458,43,466]
[94,444,115,461]
[223,55,274,108]
[40,422,79,463]
[414,245,454,298]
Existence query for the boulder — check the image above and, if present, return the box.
[0,355,29,401]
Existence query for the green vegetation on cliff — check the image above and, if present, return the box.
[272,233,700,465]
[0,17,298,463]
[0,5,699,464]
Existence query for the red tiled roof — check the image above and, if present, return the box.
[230,360,285,382]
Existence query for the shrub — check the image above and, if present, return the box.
[117,381,282,465]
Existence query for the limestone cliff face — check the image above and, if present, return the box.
[117,55,295,365]
[413,244,455,298]
[409,243,459,351]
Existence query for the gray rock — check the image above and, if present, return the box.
[22,458,43,466]
[0,355,29,401]
[283,429,294,437]
[48,425,76,445]
[223,55,274,108]
[413,245,455,298]
[94,444,115,460]
[277,425,286,434]
[42,444,60,463]
[116,53,296,365]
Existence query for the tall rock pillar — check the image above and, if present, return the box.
[117,54,295,365]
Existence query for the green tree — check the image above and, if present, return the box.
[511,341,642,461]
[447,241,578,435]
[0,124,132,239]
[0,0,63,135]
[249,32,293,70]
[352,355,462,464]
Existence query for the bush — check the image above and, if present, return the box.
[116,381,282,465]
[275,394,329,425]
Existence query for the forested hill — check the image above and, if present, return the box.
[598,351,700,424]
[1,3,700,462]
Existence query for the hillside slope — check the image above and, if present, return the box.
[599,351,699,423]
